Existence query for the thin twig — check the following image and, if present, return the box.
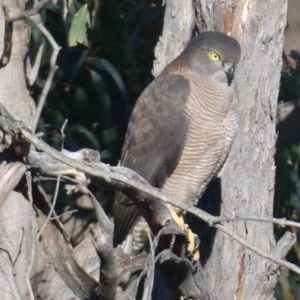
[49,209,78,220]
[30,14,61,133]
[60,119,68,149]
[212,216,300,228]
[38,175,82,184]
[214,224,299,273]
[25,170,35,300]
[34,120,67,241]
[26,43,44,86]
[26,171,34,205]
[13,228,24,267]
[142,229,155,300]
[88,186,118,300]
[21,129,111,182]
[35,166,61,242]
[62,0,68,20]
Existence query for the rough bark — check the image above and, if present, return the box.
[0,1,88,299]
[284,0,300,56]
[153,0,287,299]
[0,1,37,299]
[211,2,285,298]
[0,0,36,127]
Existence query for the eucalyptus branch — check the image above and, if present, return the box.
[212,216,300,228]
[18,127,299,273]
[0,112,298,275]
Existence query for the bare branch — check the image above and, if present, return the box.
[49,209,78,220]
[66,182,118,299]
[0,162,26,209]
[34,119,67,241]
[212,215,300,229]
[214,224,298,273]
[35,164,61,242]
[0,109,298,275]
[7,0,53,22]
[25,172,35,300]
[20,126,299,274]
[142,230,155,300]
[30,14,61,133]
[14,129,300,274]
[26,43,44,86]
[36,210,98,298]
[88,189,117,300]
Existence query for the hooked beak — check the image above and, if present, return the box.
[223,62,234,83]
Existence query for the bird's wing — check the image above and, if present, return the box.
[113,72,191,246]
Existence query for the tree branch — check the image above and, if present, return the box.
[29,14,61,133]
[75,186,117,300]
[212,215,300,228]
[7,0,53,22]
[0,108,298,275]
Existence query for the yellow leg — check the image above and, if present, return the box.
[167,204,200,261]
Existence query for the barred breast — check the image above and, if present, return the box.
[122,216,148,254]
[162,72,239,208]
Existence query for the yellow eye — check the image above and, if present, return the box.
[209,52,221,61]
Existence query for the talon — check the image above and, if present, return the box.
[167,204,200,261]
[195,235,201,250]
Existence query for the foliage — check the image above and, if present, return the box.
[25,0,163,243]
[27,0,163,165]
[275,55,300,299]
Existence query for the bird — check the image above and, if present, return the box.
[113,31,241,255]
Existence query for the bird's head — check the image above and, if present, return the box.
[184,31,241,85]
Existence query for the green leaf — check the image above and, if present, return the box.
[69,49,90,84]
[87,68,112,129]
[73,86,90,115]
[69,4,91,47]
[26,19,47,64]
[71,124,100,150]
[100,125,123,145]
[86,58,129,116]
[100,149,113,160]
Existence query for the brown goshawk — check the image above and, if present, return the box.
[113,31,241,254]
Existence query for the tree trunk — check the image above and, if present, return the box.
[0,0,36,127]
[154,0,287,299]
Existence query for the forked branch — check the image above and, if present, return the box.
[0,106,298,275]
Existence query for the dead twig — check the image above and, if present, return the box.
[35,120,67,241]
[25,172,35,300]
[30,14,61,133]
[212,215,300,228]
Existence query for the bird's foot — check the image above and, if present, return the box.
[167,204,200,261]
